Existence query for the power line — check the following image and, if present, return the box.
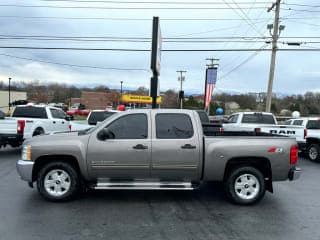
[221,0,265,37]
[41,0,272,4]
[0,4,267,10]
[0,53,149,71]
[0,34,272,40]
[2,15,312,21]
[283,3,320,8]
[285,20,320,28]
[281,8,320,13]
[1,34,319,40]
[0,37,273,43]
[0,15,316,21]
[0,46,317,51]
[219,44,267,80]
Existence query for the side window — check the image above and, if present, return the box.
[293,120,303,126]
[228,114,239,123]
[50,109,66,119]
[156,114,194,139]
[105,114,148,139]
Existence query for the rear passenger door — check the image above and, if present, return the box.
[151,112,201,181]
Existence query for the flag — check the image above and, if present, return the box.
[205,67,218,108]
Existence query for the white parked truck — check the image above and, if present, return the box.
[223,112,307,148]
[0,105,71,147]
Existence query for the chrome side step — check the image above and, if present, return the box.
[93,181,197,190]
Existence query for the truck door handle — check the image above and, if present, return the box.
[133,144,148,150]
[181,144,196,149]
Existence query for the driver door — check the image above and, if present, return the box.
[86,112,151,179]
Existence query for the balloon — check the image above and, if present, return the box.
[117,105,125,111]
[216,108,224,115]
[292,111,300,118]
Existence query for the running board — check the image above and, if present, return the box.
[93,181,198,190]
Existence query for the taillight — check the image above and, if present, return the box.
[17,120,25,134]
[219,127,224,132]
[290,145,298,164]
[304,129,307,139]
[254,128,261,133]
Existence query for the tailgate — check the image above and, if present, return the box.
[0,119,17,134]
[260,125,305,142]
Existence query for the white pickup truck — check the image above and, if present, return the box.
[0,105,71,148]
[223,112,307,147]
[285,117,320,162]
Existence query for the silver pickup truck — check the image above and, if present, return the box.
[17,109,300,205]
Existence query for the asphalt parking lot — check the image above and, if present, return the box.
[0,147,320,240]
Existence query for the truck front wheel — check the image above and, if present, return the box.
[37,161,81,201]
[307,144,320,162]
[224,166,266,205]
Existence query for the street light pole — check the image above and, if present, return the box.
[120,81,123,101]
[177,70,186,109]
[8,77,11,111]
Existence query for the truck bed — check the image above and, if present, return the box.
[203,134,297,182]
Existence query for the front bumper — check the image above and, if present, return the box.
[288,167,301,181]
[16,160,34,182]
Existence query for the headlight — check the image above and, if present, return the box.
[21,145,32,161]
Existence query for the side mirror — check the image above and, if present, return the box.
[97,128,114,141]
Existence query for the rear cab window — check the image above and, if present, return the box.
[306,120,320,129]
[292,120,303,126]
[156,113,194,139]
[12,106,48,119]
[241,113,276,124]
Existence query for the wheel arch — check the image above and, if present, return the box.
[32,155,81,182]
[306,137,320,146]
[223,157,273,193]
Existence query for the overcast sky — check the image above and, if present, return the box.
[0,0,319,95]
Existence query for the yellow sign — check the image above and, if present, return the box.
[121,94,161,104]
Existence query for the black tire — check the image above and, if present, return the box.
[33,128,44,137]
[224,166,266,205]
[37,161,81,202]
[307,144,320,162]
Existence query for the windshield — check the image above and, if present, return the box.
[78,111,121,135]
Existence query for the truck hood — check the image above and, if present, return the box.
[24,131,87,146]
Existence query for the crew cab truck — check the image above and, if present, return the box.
[0,105,70,147]
[224,112,306,148]
[17,109,300,205]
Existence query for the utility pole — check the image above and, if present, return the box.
[265,0,282,112]
[177,70,187,109]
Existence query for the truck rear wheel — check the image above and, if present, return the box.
[33,128,44,137]
[307,144,320,162]
[37,161,81,201]
[224,166,266,205]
